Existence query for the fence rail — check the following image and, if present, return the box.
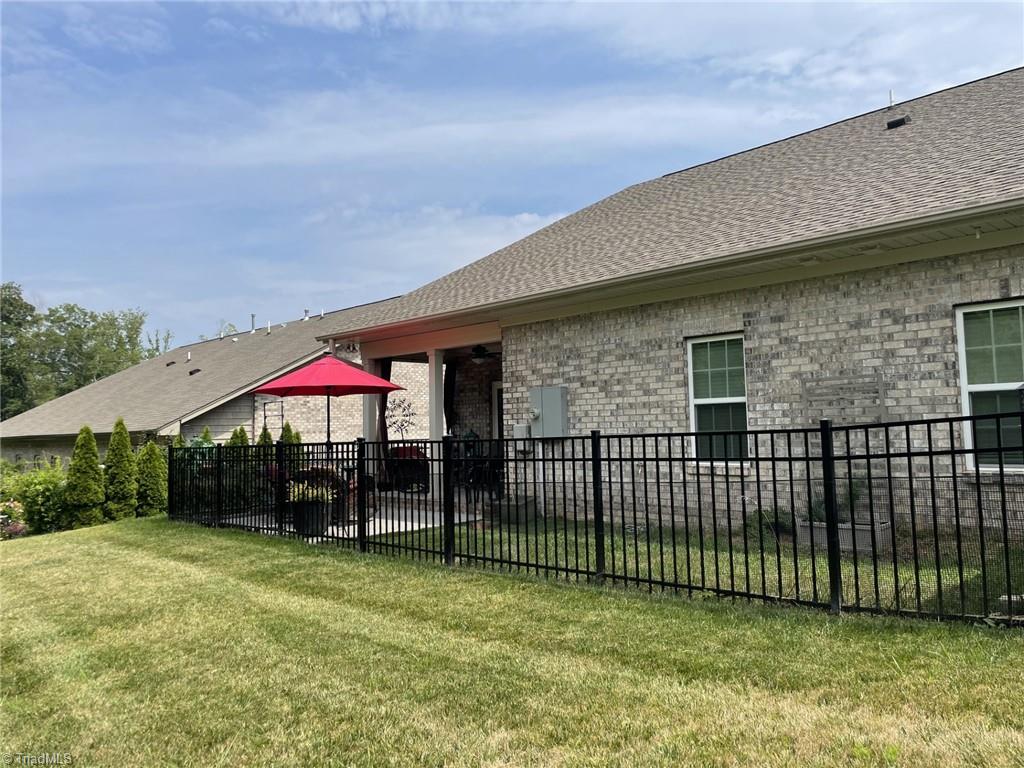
[168,411,1024,625]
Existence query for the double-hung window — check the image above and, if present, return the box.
[688,334,748,460]
[957,300,1024,467]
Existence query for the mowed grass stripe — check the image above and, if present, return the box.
[2,517,1022,767]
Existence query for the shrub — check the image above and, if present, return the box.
[257,425,274,446]
[172,433,186,449]
[104,417,138,520]
[224,426,247,447]
[136,441,167,517]
[11,460,66,534]
[189,428,215,448]
[280,422,294,444]
[65,426,105,528]
[1,498,28,539]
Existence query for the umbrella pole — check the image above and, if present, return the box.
[326,392,331,443]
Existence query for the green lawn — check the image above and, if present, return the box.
[2,518,1023,767]
[371,516,1024,620]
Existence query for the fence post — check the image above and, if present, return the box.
[590,429,606,583]
[167,444,175,519]
[442,435,455,566]
[819,419,843,615]
[215,443,224,528]
[275,440,286,536]
[356,437,368,552]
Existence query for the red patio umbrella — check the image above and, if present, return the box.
[252,354,402,441]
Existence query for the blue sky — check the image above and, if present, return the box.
[3,2,1022,343]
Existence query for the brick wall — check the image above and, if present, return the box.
[501,244,1023,436]
[181,358,431,444]
[451,356,501,438]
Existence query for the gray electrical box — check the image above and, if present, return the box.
[528,385,569,438]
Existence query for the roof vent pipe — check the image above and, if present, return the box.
[320,308,324,320]
[250,313,256,333]
[266,321,271,335]
[303,308,310,321]
[186,351,191,362]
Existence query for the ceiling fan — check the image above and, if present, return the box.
[469,345,500,365]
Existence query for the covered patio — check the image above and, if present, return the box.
[338,322,505,445]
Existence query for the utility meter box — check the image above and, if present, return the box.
[528,385,569,438]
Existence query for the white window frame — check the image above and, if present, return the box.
[687,332,749,462]
[955,298,1024,473]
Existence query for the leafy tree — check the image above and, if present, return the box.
[32,304,150,397]
[136,441,167,517]
[0,283,172,419]
[257,425,274,446]
[104,418,137,520]
[65,426,105,528]
[146,329,174,357]
[0,283,41,419]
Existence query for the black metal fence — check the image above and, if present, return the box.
[168,411,1024,625]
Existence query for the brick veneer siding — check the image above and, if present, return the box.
[499,245,1024,526]
[451,356,501,438]
[501,244,1023,436]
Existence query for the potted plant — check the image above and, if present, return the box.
[797,480,892,554]
[288,481,332,537]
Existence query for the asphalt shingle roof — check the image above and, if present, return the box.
[318,68,1024,337]
[0,299,398,439]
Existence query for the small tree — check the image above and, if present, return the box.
[104,417,137,520]
[257,425,274,446]
[292,429,302,444]
[280,422,295,444]
[136,441,167,517]
[200,426,213,443]
[172,433,186,449]
[65,426,105,528]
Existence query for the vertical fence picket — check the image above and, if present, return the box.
[591,430,605,583]
[819,419,843,615]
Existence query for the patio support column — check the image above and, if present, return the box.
[361,358,380,442]
[427,349,445,497]
[427,349,445,440]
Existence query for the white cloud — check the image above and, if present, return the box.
[60,2,171,55]
[204,16,266,42]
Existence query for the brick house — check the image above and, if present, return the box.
[0,299,430,463]
[314,69,1023,470]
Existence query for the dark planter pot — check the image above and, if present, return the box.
[290,501,329,537]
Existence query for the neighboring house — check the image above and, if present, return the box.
[0,299,429,463]
[313,69,1023,467]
